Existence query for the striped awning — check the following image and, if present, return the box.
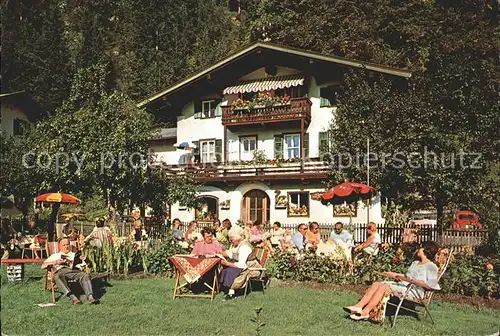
[223,75,305,95]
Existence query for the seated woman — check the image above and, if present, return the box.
[219,231,263,300]
[354,222,381,256]
[191,228,223,257]
[344,241,440,321]
[244,220,253,241]
[249,220,273,251]
[171,218,184,240]
[305,222,321,247]
[270,221,285,250]
[212,219,221,238]
[184,220,202,248]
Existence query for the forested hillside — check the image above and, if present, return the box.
[1,0,499,247]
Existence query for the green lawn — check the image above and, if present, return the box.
[1,266,499,335]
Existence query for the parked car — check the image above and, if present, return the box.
[451,210,483,230]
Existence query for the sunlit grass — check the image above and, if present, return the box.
[1,265,498,335]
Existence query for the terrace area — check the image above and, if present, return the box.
[221,97,312,127]
[156,158,330,182]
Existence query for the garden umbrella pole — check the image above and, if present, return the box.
[35,192,81,241]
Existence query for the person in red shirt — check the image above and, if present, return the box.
[191,228,224,257]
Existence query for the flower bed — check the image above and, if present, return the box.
[267,243,499,299]
[85,238,498,299]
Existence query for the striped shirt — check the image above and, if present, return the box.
[84,227,113,247]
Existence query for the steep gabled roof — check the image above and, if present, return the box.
[137,41,412,108]
[0,90,50,121]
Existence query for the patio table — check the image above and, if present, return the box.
[168,255,220,301]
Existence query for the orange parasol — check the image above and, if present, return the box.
[35,193,81,205]
[35,193,81,241]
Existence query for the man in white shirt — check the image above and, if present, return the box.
[329,222,353,245]
[42,239,97,305]
[219,231,261,300]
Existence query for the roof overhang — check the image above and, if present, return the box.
[137,42,412,108]
[0,91,50,122]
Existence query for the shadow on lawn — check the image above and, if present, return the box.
[67,276,112,301]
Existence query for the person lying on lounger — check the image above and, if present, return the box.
[344,241,440,321]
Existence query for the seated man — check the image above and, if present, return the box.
[219,231,262,300]
[329,222,353,245]
[354,222,381,256]
[290,223,309,252]
[191,228,223,256]
[84,218,113,248]
[325,222,353,260]
[42,239,97,305]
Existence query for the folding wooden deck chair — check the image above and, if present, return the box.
[386,247,454,328]
[44,242,105,303]
[22,234,48,259]
[243,247,269,297]
[44,241,63,303]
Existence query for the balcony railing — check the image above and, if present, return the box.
[156,159,330,182]
[221,97,312,126]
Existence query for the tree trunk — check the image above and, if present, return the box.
[48,203,60,241]
[436,193,444,235]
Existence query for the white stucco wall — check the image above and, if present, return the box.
[0,103,31,137]
[169,67,337,164]
[150,140,194,165]
[170,182,383,225]
[307,76,336,158]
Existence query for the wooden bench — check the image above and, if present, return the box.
[1,258,46,282]
[1,258,46,265]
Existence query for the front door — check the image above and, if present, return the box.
[241,189,270,224]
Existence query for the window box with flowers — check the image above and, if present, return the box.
[231,92,291,112]
[287,192,310,217]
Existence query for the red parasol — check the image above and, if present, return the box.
[321,182,377,204]
[35,193,81,205]
[35,193,81,241]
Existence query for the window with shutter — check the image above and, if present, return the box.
[318,132,329,158]
[200,139,216,163]
[193,140,200,163]
[215,139,223,163]
[274,134,283,159]
[303,132,309,158]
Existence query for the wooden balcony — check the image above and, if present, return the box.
[221,98,312,126]
[157,159,330,183]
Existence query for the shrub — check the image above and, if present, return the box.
[144,235,188,276]
[440,254,499,298]
[268,244,499,298]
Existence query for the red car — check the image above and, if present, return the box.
[452,211,484,230]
